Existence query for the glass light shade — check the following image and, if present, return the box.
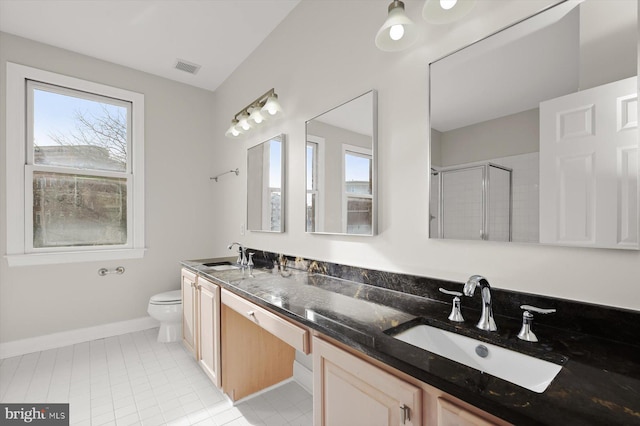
[423,0,476,24]
[261,94,282,117]
[249,106,266,125]
[375,1,418,52]
[225,120,243,138]
[237,111,252,131]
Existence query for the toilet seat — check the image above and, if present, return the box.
[149,290,182,305]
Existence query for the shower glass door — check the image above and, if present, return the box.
[441,166,484,240]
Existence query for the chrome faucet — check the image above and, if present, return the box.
[227,242,247,268]
[463,275,497,332]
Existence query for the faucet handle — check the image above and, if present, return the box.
[439,288,462,297]
[517,305,556,342]
[439,288,464,323]
[247,253,255,277]
[521,305,556,315]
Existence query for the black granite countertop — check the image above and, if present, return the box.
[181,258,640,426]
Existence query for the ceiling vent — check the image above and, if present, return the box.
[174,59,201,75]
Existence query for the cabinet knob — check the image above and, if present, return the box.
[247,311,255,318]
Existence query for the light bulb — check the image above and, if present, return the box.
[249,106,266,125]
[440,0,457,10]
[389,24,405,41]
[238,112,252,131]
[424,0,475,24]
[261,94,282,117]
[225,120,243,138]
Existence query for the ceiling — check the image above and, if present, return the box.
[0,0,301,92]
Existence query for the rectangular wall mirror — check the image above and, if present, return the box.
[429,0,638,249]
[247,134,285,233]
[305,90,377,235]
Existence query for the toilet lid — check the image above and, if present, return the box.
[150,290,182,304]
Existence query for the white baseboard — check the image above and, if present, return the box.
[0,316,159,359]
[293,359,313,394]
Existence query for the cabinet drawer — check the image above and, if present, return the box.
[221,289,310,354]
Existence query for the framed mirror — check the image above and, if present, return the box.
[305,90,377,235]
[429,0,638,249]
[247,134,285,233]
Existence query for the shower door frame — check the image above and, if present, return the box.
[432,162,513,241]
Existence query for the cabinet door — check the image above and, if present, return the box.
[198,278,221,388]
[313,337,422,426]
[437,398,497,426]
[181,268,197,357]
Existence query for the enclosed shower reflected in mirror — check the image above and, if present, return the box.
[430,163,512,241]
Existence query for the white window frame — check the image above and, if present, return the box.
[261,139,283,232]
[306,135,325,232]
[5,62,145,266]
[341,144,373,234]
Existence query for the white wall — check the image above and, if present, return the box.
[439,109,539,167]
[0,33,218,342]
[209,0,640,312]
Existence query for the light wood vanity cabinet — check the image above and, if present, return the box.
[181,269,222,386]
[180,268,198,356]
[313,336,510,426]
[181,268,510,424]
[313,336,422,426]
[197,277,221,388]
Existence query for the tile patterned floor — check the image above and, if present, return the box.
[0,328,313,426]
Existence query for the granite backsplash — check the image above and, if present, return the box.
[248,248,640,348]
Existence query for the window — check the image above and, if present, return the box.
[306,135,324,232]
[342,145,373,235]
[266,139,282,232]
[6,63,145,265]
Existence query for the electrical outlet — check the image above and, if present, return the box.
[240,223,245,236]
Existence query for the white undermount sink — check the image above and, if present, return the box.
[392,324,563,393]
[209,264,239,271]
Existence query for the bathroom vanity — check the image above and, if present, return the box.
[180,253,640,425]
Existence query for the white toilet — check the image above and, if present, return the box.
[147,290,182,343]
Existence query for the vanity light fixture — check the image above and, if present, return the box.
[422,0,476,24]
[224,88,283,139]
[375,0,418,52]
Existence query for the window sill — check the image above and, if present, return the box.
[5,248,146,267]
